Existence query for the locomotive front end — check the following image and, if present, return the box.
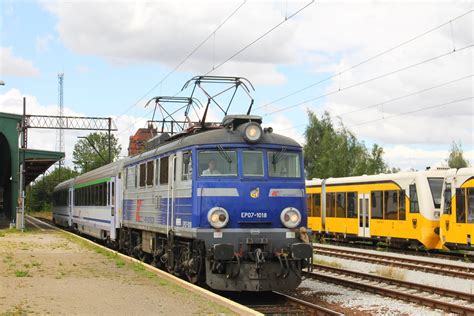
[195,115,313,292]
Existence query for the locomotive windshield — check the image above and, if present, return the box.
[428,177,444,208]
[268,151,301,178]
[199,150,237,176]
[242,151,264,176]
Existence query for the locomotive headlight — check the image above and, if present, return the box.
[207,207,229,229]
[242,122,263,143]
[280,207,301,228]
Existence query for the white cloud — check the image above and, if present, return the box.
[0,89,147,168]
[35,34,55,52]
[0,47,40,77]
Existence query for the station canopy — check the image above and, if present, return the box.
[20,149,64,185]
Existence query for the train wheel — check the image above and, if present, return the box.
[185,241,205,284]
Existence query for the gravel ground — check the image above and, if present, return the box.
[0,228,234,315]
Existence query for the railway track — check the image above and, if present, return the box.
[309,263,474,315]
[243,291,343,316]
[314,245,474,279]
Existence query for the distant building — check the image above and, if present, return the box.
[128,125,157,156]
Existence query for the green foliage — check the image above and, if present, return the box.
[448,141,469,169]
[25,167,78,212]
[73,132,122,173]
[304,111,390,179]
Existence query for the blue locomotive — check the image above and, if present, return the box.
[53,77,312,292]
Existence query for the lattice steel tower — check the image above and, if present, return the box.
[57,73,64,162]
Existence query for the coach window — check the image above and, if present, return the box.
[135,166,138,188]
[326,192,335,217]
[467,188,474,223]
[146,161,154,186]
[160,156,169,185]
[371,191,383,219]
[399,190,406,220]
[268,152,300,178]
[336,192,346,217]
[313,193,321,217]
[409,184,419,213]
[384,190,398,220]
[199,150,237,176]
[456,188,466,223]
[182,151,192,181]
[443,184,452,214]
[139,163,146,187]
[155,159,160,185]
[347,192,357,218]
[243,151,264,177]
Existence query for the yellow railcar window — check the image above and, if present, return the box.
[443,184,452,214]
[336,192,346,217]
[399,190,406,220]
[384,191,398,220]
[313,193,321,217]
[347,192,357,218]
[326,193,335,217]
[456,188,466,223]
[468,188,474,223]
[371,191,383,219]
[409,184,419,213]
[306,195,312,216]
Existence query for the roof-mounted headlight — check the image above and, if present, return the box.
[280,207,301,228]
[208,207,229,229]
[242,122,263,143]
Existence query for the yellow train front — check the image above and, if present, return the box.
[306,170,449,249]
[440,167,474,249]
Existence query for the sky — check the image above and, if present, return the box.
[0,0,473,172]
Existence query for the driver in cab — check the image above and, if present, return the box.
[202,159,221,175]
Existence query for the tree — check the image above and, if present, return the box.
[73,132,122,173]
[25,167,79,212]
[304,111,390,179]
[448,141,469,169]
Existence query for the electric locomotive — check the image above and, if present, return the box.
[53,76,313,292]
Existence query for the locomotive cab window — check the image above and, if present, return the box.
[267,151,300,178]
[198,150,237,176]
[409,184,419,213]
[243,151,264,177]
[399,190,406,220]
[443,184,452,215]
[182,151,192,181]
[456,188,466,223]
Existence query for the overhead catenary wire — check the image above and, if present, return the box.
[254,9,474,111]
[118,0,315,136]
[264,43,474,117]
[277,73,473,132]
[114,0,247,122]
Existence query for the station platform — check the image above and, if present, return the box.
[0,217,257,315]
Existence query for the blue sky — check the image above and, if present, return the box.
[1,0,472,170]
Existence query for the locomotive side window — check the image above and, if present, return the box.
[182,151,192,181]
[313,193,321,217]
[160,157,169,185]
[399,190,406,220]
[409,184,419,213]
[326,192,335,217]
[456,188,466,223]
[146,161,154,186]
[139,163,146,187]
[347,192,357,218]
[371,191,383,219]
[428,177,444,208]
[336,192,346,217]
[468,188,474,223]
[384,190,398,220]
[443,184,452,214]
[243,151,264,176]
[198,151,237,176]
[267,152,300,178]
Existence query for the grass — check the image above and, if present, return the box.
[375,266,406,280]
[27,210,52,221]
[313,258,343,268]
[14,270,29,278]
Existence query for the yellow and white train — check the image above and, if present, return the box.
[440,167,474,249]
[306,169,450,249]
